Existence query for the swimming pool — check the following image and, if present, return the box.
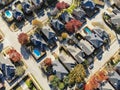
[33,49,41,57]
[84,27,92,34]
[5,10,12,18]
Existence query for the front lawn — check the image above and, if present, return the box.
[24,77,37,90]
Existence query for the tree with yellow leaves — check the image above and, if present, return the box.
[68,64,86,84]
[61,32,68,39]
[32,19,43,29]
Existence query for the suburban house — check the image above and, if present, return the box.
[0,54,16,80]
[59,11,73,23]
[52,60,68,80]
[108,71,120,90]
[64,43,85,64]
[29,33,47,60]
[49,7,60,16]
[109,13,120,29]
[31,0,43,9]
[59,56,76,72]
[93,27,109,41]
[50,19,65,34]
[59,47,77,71]
[22,1,32,14]
[72,7,86,22]
[115,62,120,75]
[99,81,115,90]
[81,0,99,18]
[41,26,57,50]
[85,33,103,48]
[78,39,95,56]
[13,9,24,21]
[0,71,4,90]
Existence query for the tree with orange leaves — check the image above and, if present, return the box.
[90,76,100,89]
[84,82,93,90]
[56,1,69,11]
[7,49,21,63]
[44,58,52,66]
[18,33,29,45]
[96,70,108,82]
[65,19,82,33]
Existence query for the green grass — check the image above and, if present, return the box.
[16,87,23,90]
[25,78,37,90]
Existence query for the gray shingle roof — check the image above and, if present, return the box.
[41,27,55,40]
[111,13,120,27]
[51,19,64,30]
[93,27,109,40]
[86,33,103,48]
[78,39,95,55]
[0,54,15,80]
[73,7,86,19]
[108,71,120,90]
[59,56,76,71]
[52,60,68,79]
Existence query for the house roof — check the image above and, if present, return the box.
[0,54,13,65]
[75,51,85,63]
[67,47,85,63]
[78,39,95,55]
[86,33,103,48]
[0,54,15,80]
[41,26,55,40]
[59,56,76,71]
[31,0,43,6]
[82,0,95,9]
[115,62,120,72]
[51,19,64,30]
[73,7,86,19]
[111,13,120,27]
[30,33,46,46]
[115,62,120,68]
[93,27,109,40]
[108,71,120,90]
[99,81,115,90]
[52,60,68,79]
[60,12,73,22]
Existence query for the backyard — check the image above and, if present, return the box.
[12,75,37,90]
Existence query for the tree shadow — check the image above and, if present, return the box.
[0,43,3,52]
[20,46,30,60]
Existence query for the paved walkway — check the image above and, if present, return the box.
[88,40,120,78]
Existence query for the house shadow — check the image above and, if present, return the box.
[95,48,104,61]
[25,13,36,24]
[0,43,3,52]
[20,46,30,60]
[34,8,45,18]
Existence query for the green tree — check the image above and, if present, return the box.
[58,82,65,90]
[49,75,60,88]
[15,66,25,77]
[63,76,69,85]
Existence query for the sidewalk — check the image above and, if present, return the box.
[88,40,120,79]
